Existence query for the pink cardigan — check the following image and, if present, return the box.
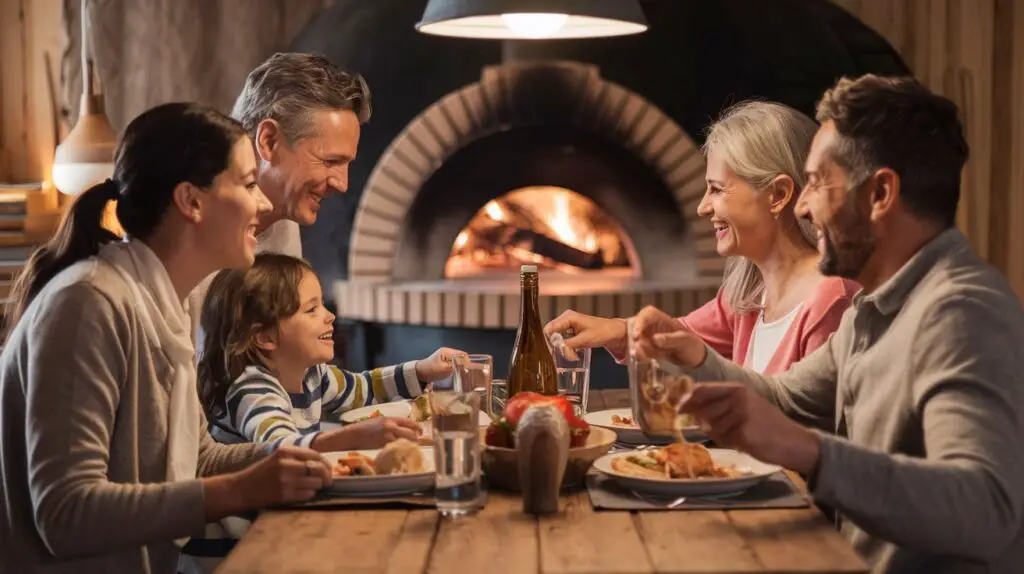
[680,277,861,375]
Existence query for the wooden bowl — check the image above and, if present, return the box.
[480,425,616,491]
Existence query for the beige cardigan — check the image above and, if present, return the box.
[0,256,267,574]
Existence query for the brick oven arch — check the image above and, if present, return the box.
[348,62,718,282]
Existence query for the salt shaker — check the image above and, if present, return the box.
[516,404,569,515]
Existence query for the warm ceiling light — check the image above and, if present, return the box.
[416,0,648,40]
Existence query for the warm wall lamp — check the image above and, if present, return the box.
[416,0,648,40]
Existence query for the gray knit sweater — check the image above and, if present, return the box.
[0,257,267,574]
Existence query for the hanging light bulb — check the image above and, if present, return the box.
[500,13,569,39]
[416,0,647,40]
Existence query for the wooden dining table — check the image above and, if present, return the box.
[217,389,869,574]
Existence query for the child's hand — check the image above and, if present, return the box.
[343,416,421,449]
[414,347,466,382]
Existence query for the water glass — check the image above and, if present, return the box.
[429,389,483,517]
[487,378,508,417]
[451,353,493,393]
[550,331,592,417]
[625,316,696,438]
[628,363,692,438]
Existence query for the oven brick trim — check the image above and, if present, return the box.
[334,281,723,329]
[347,62,723,283]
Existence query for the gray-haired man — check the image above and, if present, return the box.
[186,52,371,339]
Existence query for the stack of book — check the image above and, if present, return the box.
[0,182,43,309]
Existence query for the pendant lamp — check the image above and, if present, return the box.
[416,0,648,40]
[52,0,116,196]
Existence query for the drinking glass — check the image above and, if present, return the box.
[550,330,592,417]
[487,378,508,417]
[429,389,483,517]
[626,317,695,439]
[451,353,493,393]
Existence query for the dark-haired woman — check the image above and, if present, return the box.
[0,102,333,574]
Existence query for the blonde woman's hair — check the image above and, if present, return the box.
[702,101,819,313]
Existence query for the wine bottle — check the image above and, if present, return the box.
[508,265,557,397]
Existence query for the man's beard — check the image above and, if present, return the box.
[817,202,876,280]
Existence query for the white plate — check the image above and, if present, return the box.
[584,408,705,444]
[340,401,418,424]
[592,448,782,497]
[322,446,436,496]
[339,400,492,441]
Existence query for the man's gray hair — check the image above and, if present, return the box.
[232,52,372,144]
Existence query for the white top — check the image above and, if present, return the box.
[745,302,802,374]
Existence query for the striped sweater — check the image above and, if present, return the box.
[210,361,423,448]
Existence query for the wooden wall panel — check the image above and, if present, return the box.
[1008,0,1024,301]
[831,0,1023,300]
[0,0,62,184]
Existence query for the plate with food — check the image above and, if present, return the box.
[339,395,433,424]
[584,408,705,444]
[323,438,436,496]
[340,396,491,444]
[592,442,782,496]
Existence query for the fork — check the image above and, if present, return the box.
[629,489,730,508]
[629,490,688,508]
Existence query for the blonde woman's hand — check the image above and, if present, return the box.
[543,310,628,351]
[632,305,707,368]
[415,347,466,382]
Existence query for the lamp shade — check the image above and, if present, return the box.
[52,93,117,196]
[416,0,648,40]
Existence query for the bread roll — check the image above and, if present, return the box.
[374,438,425,474]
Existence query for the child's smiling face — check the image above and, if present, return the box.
[271,270,337,368]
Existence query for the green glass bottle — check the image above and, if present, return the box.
[507,265,557,397]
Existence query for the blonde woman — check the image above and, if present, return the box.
[545,101,860,375]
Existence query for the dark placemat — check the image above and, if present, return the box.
[586,471,810,511]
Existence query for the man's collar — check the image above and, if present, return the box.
[854,227,967,315]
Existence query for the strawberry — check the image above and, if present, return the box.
[500,392,591,448]
[484,417,515,448]
[569,425,591,448]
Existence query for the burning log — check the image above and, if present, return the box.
[509,228,605,269]
[454,219,605,270]
[446,186,634,277]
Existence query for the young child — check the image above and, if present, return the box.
[197,252,461,452]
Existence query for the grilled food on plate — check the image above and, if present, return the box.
[330,438,426,477]
[610,442,750,480]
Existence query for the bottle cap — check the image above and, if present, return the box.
[521,265,538,273]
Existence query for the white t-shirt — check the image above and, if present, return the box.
[745,302,802,374]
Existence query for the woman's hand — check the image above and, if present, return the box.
[415,347,466,382]
[543,310,629,352]
[333,416,421,450]
[632,305,707,368]
[205,445,331,520]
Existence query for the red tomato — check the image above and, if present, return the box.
[501,392,591,448]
